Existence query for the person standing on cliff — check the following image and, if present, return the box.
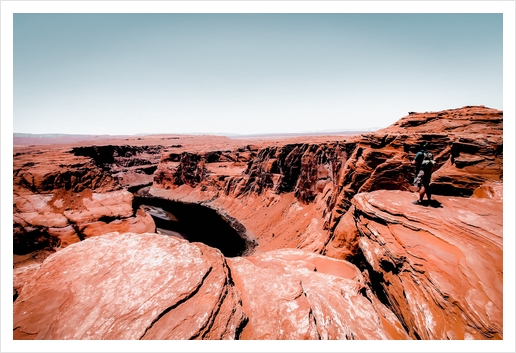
[411,142,435,205]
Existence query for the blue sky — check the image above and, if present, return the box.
[13,12,503,135]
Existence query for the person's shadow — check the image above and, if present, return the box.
[423,199,443,208]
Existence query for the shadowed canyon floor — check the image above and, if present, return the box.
[12,106,503,341]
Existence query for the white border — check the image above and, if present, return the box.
[2,1,515,352]
[1,0,515,14]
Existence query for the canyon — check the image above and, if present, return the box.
[12,106,503,341]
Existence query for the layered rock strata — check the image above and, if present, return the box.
[149,106,502,255]
[12,106,503,340]
[13,189,155,254]
[325,189,503,339]
[13,232,409,340]
[13,145,165,256]
[12,106,502,257]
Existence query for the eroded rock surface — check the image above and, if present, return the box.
[13,106,502,259]
[13,189,155,254]
[12,106,504,341]
[325,189,503,340]
[12,144,165,256]
[227,249,410,340]
[377,105,502,135]
[13,232,412,340]
[13,232,247,340]
[69,144,164,189]
[149,106,502,257]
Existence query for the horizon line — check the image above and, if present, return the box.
[13,128,381,138]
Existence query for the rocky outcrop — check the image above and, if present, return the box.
[13,107,502,257]
[323,105,502,231]
[13,232,411,340]
[11,106,504,341]
[13,144,164,195]
[148,106,502,257]
[325,189,503,340]
[13,232,247,340]
[227,249,410,339]
[70,144,164,189]
[378,105,502,135]
[154,146,258,190]
[429,135,502,196]
[13,149,117,194]
[373,105,503,196]
[13,145,165,255]
[13,189,155,254]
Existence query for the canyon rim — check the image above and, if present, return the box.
[10,106,505,348]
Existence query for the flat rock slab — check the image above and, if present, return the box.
[13,232,246,340]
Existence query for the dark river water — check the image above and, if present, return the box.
[133,196,248,257]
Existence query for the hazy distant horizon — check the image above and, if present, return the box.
[13,126,380,137]
[13,12,503,136]
[12,126,380,145]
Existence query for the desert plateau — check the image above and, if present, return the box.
[12,106,503,340]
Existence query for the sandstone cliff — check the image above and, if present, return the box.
[327,188,502,339]
[13,144,163,258]
[148,106,502,256]
[12,106,503,340]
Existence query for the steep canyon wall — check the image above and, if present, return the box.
[12,106,503,340]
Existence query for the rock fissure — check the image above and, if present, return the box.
[194,279,232,340]
[139,266,214,339]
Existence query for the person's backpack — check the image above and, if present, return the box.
[421,150,435,170]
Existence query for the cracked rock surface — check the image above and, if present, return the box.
[334,189,503,340]
[13,233,412,340]
[227,249,410,339]
[13,232,246,340]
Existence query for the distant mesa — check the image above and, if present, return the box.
[13,133,124,146]
[13,128,379,146]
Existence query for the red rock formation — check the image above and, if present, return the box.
[13,189,155,254]
[13,148,117,194]
[378,105,502,135]
[13,144,165,255]
[12,106,504,341]
[13,232,247,340]
[148,107,502,257]
[325,189,503,339]
[15,106,501,258]
[13,232,410,340]
[227,249,410,339]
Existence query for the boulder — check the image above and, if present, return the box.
[13,232,247,340]
[227,249,410,340]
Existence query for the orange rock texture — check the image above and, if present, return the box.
[14,232,246,339]
[12,106,503,340]
[330,190,502,339]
